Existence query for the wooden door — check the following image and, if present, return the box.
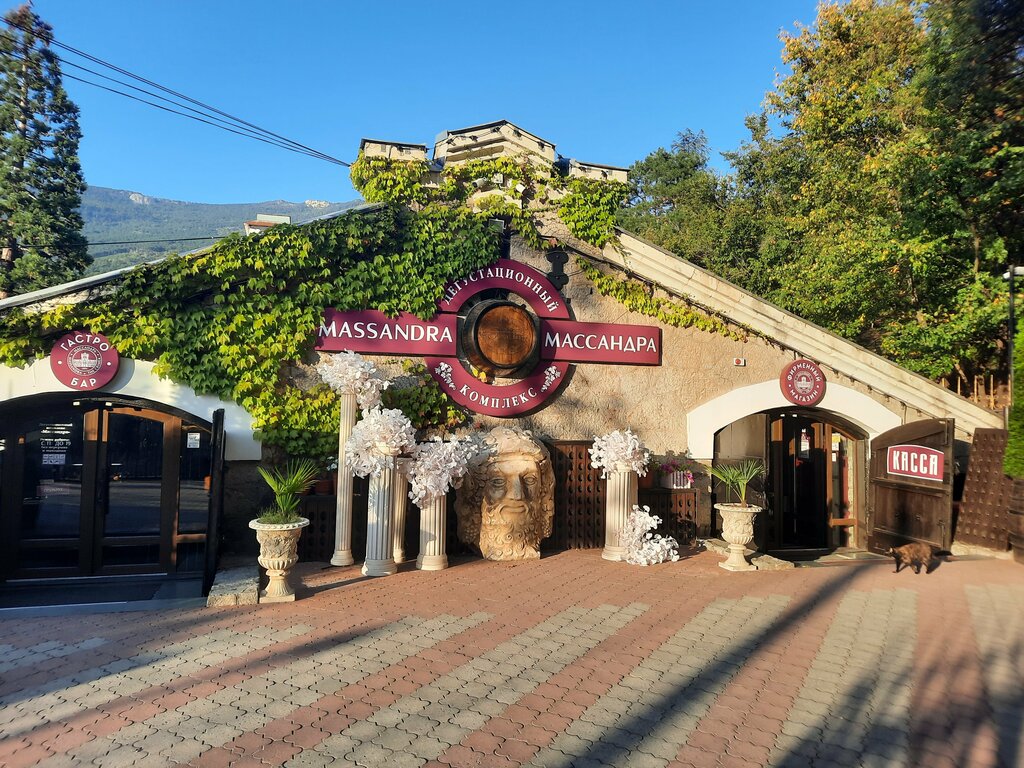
[868,419,954,552]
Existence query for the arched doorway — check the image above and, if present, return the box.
[0,394,217,598]
[714,408,868,556]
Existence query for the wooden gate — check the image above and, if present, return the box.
[956,429,1011,551]
[548,441,605,549]
[868,419,954,553]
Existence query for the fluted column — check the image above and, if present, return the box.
[331,392,358,566]
[392,458,410,564]
[362,451,398,577]
[417,495,448,571]
[602,465,637,561]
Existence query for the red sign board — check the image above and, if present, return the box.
[540,319,661,365]
[886,444,944,482]
[780,359,826,406]
[316,259,663,417]
[50,331,120,391]
[317,309,457,355]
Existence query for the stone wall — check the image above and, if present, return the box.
[461,238,903,457]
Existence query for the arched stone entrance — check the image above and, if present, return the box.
[713,406,871,556]
[688,379,901,459]
[0,357,260,460]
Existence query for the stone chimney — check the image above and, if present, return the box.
[359,139,429,162]
[355,121,627,211]
[433,121,557,177]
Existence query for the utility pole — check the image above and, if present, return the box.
[1004,265,1024,424]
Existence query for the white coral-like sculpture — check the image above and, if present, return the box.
[345,407,416,477]
[317,351,390,411]
[589,428,651,478]
[406,435,490,506]
[620,505,679,566]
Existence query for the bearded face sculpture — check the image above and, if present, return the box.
[455,427,555,560]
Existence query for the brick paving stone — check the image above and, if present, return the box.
[2,552,1023,768]
[528,595,790,768]
[770,588,918,767]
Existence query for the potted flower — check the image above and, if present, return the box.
[658,457,695,489]
[248,459,319,602]
[708,460,765,572]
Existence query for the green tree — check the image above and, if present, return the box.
[617,130,728,271]
[920,0,1023,268]
[0,4,87,299]
[736,0,1009,384]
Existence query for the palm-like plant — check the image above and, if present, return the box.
[257,459,319,523]
[709,460,764,507]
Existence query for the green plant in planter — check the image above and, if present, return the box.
[709,460,765,507]
[256,459,319,524]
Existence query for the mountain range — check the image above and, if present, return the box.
[81,186,360,275]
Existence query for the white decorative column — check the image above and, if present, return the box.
[392,458,410,564]
[602,464,637,561]
[331,392,358,566]
[417,495,448,571]
[362,450,398,577]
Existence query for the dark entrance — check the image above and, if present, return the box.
[767,412,864,552]
[0,395,216,600]
[714,409,866,556]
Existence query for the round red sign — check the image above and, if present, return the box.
[780,359,826,406]
[50,331,120,391]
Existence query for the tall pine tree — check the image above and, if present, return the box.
[0,4,87,299]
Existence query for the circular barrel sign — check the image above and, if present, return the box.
[50,331,120,391]
[463,300,539,377]
[780,358,826,406]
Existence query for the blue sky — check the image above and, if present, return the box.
[27,0,820,204]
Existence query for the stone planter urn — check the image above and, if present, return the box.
[715,503,762,571]
[249,518,310,602]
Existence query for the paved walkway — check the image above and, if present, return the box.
[1,549,1022,768]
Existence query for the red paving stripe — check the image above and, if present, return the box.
[0,739,55,768]
[432,589,718,766]
[185,613,517,763]
[679,577,850,767]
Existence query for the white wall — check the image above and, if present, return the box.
[687,379,903,457]
[0,358,261,461]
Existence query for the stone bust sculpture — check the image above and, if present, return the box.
[455,427,555,560]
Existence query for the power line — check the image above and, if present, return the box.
[61,71,344,164]
[18,236,222,248]
[4,44,336,163]
[86,236,221,246]
[0,19,350,167]
[53,55,343,164]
